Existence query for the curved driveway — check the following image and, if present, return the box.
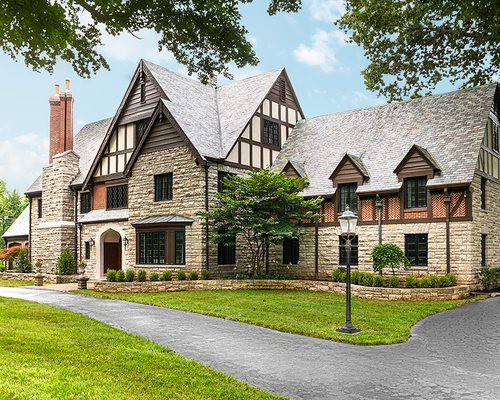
[1,287,499,400]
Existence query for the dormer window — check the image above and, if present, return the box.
[404,176,427,209]
[338,183,358,213]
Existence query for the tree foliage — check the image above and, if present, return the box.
[337,0,500,100]
[371,243,410,275]
[198,169,322,276]
[0,181,28,249]
[56,248,77,275]
[0,0,301,82]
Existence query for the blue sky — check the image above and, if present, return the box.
[0,0,459,193]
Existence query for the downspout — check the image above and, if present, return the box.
[28,198,32,262]
[78,223,82,264]
[204,163,210,271]
[444,188,451,274]
[314,218,319,277]
[73,189,78,264]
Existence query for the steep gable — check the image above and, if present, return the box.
[394,145,441,181]
[330,154,370,188]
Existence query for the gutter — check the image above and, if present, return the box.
[73,189,78,264]
[204,163,210,271]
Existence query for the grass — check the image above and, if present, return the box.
[0,279,34,287]
[0,297,284,400]
[74,289,483,345]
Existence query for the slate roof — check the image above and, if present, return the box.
[273,84,498,197]
[2,207,29,239]
[132,215,194,225]
[78,209,128,224]
[25,118,111,195]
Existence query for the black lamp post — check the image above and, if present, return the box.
[336,206,361,334]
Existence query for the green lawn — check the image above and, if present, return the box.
[0,297,284,400]
[74,289,482,345]
[0,279,34,287]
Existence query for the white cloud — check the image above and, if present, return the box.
[308,0,345,23]
[294,30,349,72]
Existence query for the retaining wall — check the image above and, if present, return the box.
[0,272,79,284]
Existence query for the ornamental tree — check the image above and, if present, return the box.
[198,169,323,276]
[371,243,411,276]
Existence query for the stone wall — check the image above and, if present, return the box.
[0,272,78,283]
[93,279,471,301]
[31,151,80,273]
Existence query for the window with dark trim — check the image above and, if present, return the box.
[492,121,499,152]
[339,236,358,266]
[154,173,173,202]
[37,199,42,219]
[481,177,487,209]
[137,228,186,265]
[218,234,236,265]
[84,241,91,260]
[218,171,236,192]
[405,234,428,267]
[263,119,280,147]
[283,237,299,264]
[338,183,358,213]
[481,234,487,266]
[107,185,128,209]
[135,118,150,143]
[80,192,91,214]
[404,176,427,209]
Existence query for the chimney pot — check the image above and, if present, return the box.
[65,79,70,91]
[55,84,60,94]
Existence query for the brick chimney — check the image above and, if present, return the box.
[49,80,74,163]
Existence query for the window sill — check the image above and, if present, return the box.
[153,199,173,203]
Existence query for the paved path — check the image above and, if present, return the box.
[1,287,499,400]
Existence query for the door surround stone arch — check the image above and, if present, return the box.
[95,225,127,279]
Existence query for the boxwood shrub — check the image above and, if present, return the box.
[137,269,147,282]
[176,270,186,281]
[405,275,418,288]
[150,272,159,281]
[160,270,172,281]
[188,271,199,281]
[418,276,432,288]
[106,269,117,282]
[372,275,384,287]
[115,270,125,282]
[386,275,399,288]
[125,269,135,282]
[200,269,210,280]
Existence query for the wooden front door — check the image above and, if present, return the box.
[103,241,121,273]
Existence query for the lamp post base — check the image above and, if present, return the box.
[336,322,361,334]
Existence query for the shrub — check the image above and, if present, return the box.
[443,273,457,287]
[188,271,199,281]
[386,275,399,288]
[372,274,384,287]
[0,264,5,272]
[56,248,77,275]
[125,269,135,282]
[115,270,125,282]
[429,275,442,288]
[137,269,147,282]
[360,272,373,287]
[200,269,210,280]
[160,270,172,281]
[478,267,500,290]
[150,272,159,281]
[350,271,360,285]
[332,267,346,282]
[405,275,418,288]
[418,276,432,288]
[371,243,410,275]
[106,269,117,282]
[176,270,186,281]
[15,248,32,273]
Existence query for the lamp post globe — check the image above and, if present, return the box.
[336,206,361,334]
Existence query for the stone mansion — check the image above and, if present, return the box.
[3,59,499,284]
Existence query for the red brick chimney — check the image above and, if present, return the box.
[49,80,74,163]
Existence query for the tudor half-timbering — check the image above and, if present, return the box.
[23,60,303,279]
[270,84,500,284]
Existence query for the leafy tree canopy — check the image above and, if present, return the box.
[0,181,28,248]
[337,0,499,100]
[371,243,410,275]
[198,169,322,276]
[0,0,300,82]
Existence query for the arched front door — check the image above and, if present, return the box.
[101,230,122,273]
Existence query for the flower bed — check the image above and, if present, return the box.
[93,279,471,301]
[0,272,79,284]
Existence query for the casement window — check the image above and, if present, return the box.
[338,183,358,213]
[283,237,299,264]
[339,236,358,266]
[135,118,150,143]
[80,192,91,214]
[84,241,91,260]
[492,121,499,152]
[107,185,128,209]
[218,234,236,265]
[218,171,235,192]
[404,176,427,209]
[481,177,487,209]
[405,234,428,267]
[263,119,280,147]
[37,199,42,219]
[138,228,185,265]
[481,234,487,267]
[154,173,173,202]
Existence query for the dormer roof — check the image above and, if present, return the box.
[393,144,441,180]
[329,153,369,184]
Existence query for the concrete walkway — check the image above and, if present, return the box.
[1,287,499,400]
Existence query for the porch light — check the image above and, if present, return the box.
[123,237,129,248]
[88,237,95,249]
[338,206,357,238]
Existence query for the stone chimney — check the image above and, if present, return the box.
[49,80,74,163]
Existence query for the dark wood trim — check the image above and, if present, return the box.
[475,169,500,185]
[329,154,369,183]
[118,110,155,126]
[92,173,126,184]
[393,144,441,178]
[79,218,128,225]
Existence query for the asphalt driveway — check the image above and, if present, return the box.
[0,287,498,400]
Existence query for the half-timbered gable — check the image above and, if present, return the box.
[476,90,500,181]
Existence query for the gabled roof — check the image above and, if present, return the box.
[273,84,498,196]
[283,159,307,178]
[25,118,111,195]
[2,207,29,239]
[393,144,441,175]
[329,153,370,181]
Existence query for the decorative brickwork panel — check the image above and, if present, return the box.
[404,209,428,219]
[323,201,335,222]
[432,193,446,217]
[387,197,400,220]
[451,191,466,217]
[361,198,374,221]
